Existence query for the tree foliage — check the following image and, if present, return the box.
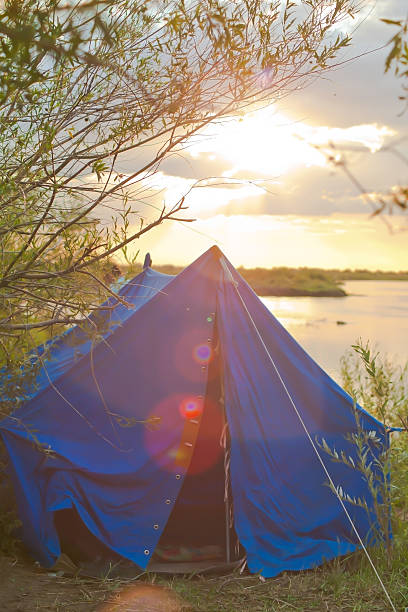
[0,0,356,372]
[333,15,408,220]
[382,16,408,108]
[0,0,122,102]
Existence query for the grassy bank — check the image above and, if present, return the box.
[236,267,346,297]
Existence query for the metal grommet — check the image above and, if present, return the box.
[175,474,181,480]
[144,549,150,555]
[184,442,193,447]
[201,365,206,371]
[207,338,212,342]
[165,499,171,504]
[153,524,159,530]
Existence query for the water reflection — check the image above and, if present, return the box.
[261,281,408,384]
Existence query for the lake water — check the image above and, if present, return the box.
[261,281,408,385]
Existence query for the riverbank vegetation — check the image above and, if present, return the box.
[332,269,408,281]
[124,262,408,297]
[237,267,347,297]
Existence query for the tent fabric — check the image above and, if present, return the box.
[216,256,385,575]
[14,267,174,402]
[0,246,386,577]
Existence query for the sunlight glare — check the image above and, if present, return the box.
[189,107,394,176]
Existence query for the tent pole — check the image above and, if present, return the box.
[217,318,231,563]
[225,484,231,563]
[221,392,231,563]
[217,346,231,563]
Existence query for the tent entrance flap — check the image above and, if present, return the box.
[153,324,241,565]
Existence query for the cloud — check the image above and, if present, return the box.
[204,153,406,218]
[282,0,408,133]
[177,106,397,184]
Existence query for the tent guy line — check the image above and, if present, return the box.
[220,257,396,612]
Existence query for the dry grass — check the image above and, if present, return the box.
[2,545,408,612]
[161,551,408,611]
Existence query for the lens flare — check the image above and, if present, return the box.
[193,343,212,364]
[173,328,217,382]
[98,584,185,611]
[179,396,203,420]
[144,393,223,476]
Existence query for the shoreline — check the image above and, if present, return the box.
[255,287,347,297]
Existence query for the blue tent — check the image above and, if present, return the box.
[0,246,386,577]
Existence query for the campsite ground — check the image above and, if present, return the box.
[0,550,405,611]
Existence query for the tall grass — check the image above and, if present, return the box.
[339,341,408,570]
[341,340,408,522]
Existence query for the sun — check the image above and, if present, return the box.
[189,106,394,177]
[190,107,327,176]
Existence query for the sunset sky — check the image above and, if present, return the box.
[130,0,408,270]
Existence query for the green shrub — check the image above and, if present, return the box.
[328,340,408,562]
